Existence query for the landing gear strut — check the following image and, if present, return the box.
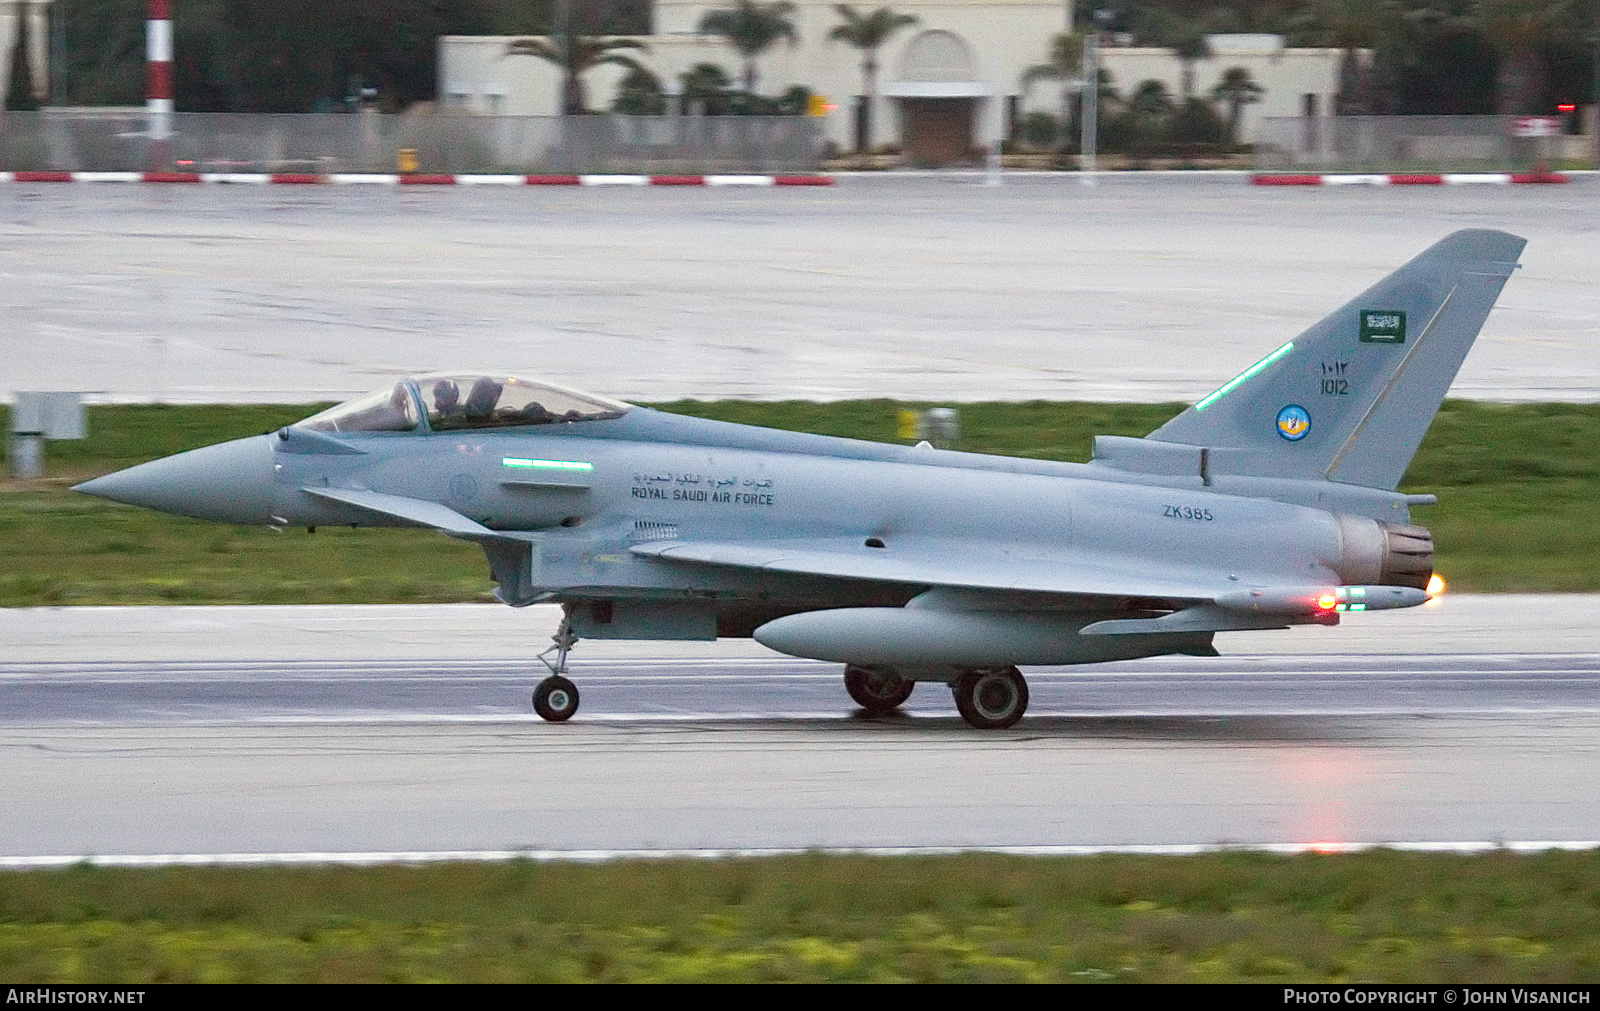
[952,666,1028,729]
[844,664,915,714]
[532,606,581,722]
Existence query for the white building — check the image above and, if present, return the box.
[438,3,1344,162]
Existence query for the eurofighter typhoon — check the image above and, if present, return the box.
[77,230,1523,728]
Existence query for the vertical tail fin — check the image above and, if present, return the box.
[1149,229,1525,490]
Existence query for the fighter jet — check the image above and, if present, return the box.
[76,229,1523,728]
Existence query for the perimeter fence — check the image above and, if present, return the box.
[1252,115,1585,174]
[0,111,825,175]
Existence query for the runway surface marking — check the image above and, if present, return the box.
[4,653,1597,724]
[7,840,1600,869]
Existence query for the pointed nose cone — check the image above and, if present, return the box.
[74,435,277,525]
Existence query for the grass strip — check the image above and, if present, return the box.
[2,400,1596,606]
[2,851,1599,982]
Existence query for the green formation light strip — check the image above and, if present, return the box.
[502,457,594,471]
[1193,341,1295,412]
[1336,585,1367,612]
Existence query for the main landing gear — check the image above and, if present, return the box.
[951,667,1029,729]
[532,608,580,722]
[844,664,915,714]
[842,664,1030,729]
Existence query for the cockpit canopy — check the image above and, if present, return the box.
[296,374,630,434]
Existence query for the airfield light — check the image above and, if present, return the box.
[1426,573,1445,597]
[806,95,837,116]
[502,458,594,471]
[1193,341,1295,412]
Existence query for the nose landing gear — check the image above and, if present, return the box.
[533,606,581,723]
[533,674,580,722]
[951,666,1028,729]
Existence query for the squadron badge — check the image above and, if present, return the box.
[1276,404,1311,441]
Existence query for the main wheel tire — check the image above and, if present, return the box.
[844,664,915,713]
[952,666,1028,729]
[532,675,580,722]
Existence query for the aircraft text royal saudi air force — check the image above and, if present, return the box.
[631,471,776,507]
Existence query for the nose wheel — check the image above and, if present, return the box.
[844,664,915,714]
[532,605,582,722]
[952,666,1028,729]
[533,675,580,722]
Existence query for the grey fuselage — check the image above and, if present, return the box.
[76,229,1524,678]
[262,407,1409,650]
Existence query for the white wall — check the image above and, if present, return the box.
[438,8,1345,150]
[1093,44,1343,142]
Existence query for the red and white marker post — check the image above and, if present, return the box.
[146,0,173,165]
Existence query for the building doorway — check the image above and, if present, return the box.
[899,98,978,165]
[883,30,991,167]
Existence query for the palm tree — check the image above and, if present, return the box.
[681,62,735,115]
[612,66,665,115]
[1022,32,1085,151]
[506,34,649,115]
[5,1,39,112]
[698,1,800,94]
[1210,66,1264,145]
[1130,8,1212,100]
[829,5,918,152]
[1124,78,1175,156]
[1473,0,1575,115]
[1168,26,1213,101]
[1130,79,1175,118]
[1308,0,1390,115]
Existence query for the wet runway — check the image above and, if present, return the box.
[5,644,1600,858]
[5,652,1600,724]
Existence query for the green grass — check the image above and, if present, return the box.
[3,400,1597,606]
[3,851,1600,982]
[1400,401,1600,592]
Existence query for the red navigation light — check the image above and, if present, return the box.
[1557,104,1575,112]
